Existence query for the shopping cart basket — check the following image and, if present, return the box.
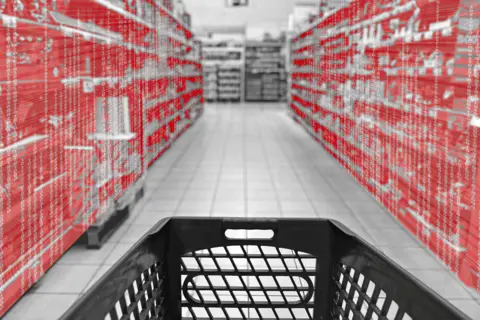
[60,217,472,320]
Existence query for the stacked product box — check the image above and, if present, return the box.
[0,0,203,316]
[290,0,480,292]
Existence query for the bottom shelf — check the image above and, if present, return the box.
[77,179,145,249]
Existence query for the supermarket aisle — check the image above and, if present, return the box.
[5,103,480,319]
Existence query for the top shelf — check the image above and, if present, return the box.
[85,0,194,39]
[291,6,345,40]
[147,0,194,37]
[95,0,155,29]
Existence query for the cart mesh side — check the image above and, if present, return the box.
[333,263,413,320]
[180,245,317,319]
[105,262,167,320]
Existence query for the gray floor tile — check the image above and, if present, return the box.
[344,225,378,245]
[175,211,211,217]
[183,193,216,202]
[187,182,217,190]
[469,289,480,300]
[194,172,220,180]
[104,243,136,266]
[3,293,79,320]
[220,173,244,179]
[155,180,190,189]
[297,170,325,178]
[337,189,376,202]
[116,224,155,244]
[280,201,315,213]
[56,243,116,266]
[222,166,244,171]
[187,180,218,189]
[248,180,274,189]
[276,191,309,201]
[271,169,295,177]
[152,189,186,200]
[319,214,362,231]
[273,178,302,186]
[216,184,244,191]
[212,201,245,214]
[301,179,335,190]
[247,189,277,200]
[366,227,422,248]
[247,174,272,181]
[215,193,245,202]
[273,179,302,187]
[305,189,342,202]
[211,211,246,217]
[282,211,317,218]
[409,269,472,300]
[107,222,133,243]
[247,211,282,218]
[142,199,180,212]
[133,210,171,225]
[311,201,352,214]
[161,176,192,185]
[355,211,403,229]
[82,265,113,293]
[32,264,99,294]
[449,299,480,319]
[247,165,270,171]
[145,180,165,190]
[336,189,372,202]
[326,175,367,187]
[345,200,387,215]
[382,247,445,270]
[219,181,244,188]
[177,200,213,212]
[247,201,280,213]
[129,197,151,216]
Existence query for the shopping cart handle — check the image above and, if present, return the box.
[221,218,278,231]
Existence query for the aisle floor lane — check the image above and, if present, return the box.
[4,103,480,319]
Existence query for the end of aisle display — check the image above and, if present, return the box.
[288,0,480,293]
[0,0,203,317]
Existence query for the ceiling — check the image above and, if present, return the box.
[182,0,320,33]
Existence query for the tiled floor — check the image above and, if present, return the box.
[4,103,480,319]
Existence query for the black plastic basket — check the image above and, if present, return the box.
[60,217,471,320]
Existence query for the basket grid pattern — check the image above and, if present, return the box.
[105,262,166,320]
[333,263,413,320]
[180,245,317,320]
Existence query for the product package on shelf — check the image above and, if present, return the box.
[289,0,480,292]
[202,44,244,103]
[0,0,203,316]
[245,41,287,102]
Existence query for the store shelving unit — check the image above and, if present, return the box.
[202,45,245,103]
[217,65,243,102]
[204,65,219,101]
[245,41,287,102]
[287,0,480,293]
[0,0,203,316]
